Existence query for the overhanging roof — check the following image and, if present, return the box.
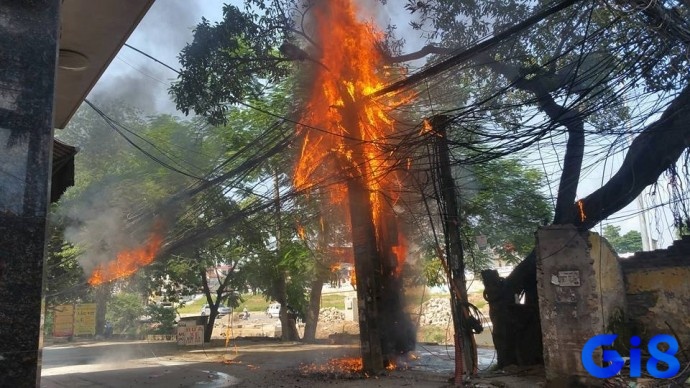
[54,0,155,129]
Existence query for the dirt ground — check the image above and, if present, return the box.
[173,338,545,387]
[178,297,544,387]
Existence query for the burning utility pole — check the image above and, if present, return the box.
[340,91,385,372]
[430,115,477,384]
[292,0,416,374]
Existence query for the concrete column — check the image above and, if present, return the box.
[536,225,627,386]
[0,1,60,386]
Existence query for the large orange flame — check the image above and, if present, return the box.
[88,230,164,285]
[293,0,408,270]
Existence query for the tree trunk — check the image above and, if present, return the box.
[204,312,217,343]
[200,269,216,343]
[303,269,329,342]
[94,284,110,337]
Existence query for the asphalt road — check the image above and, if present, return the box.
[41,341,239,388]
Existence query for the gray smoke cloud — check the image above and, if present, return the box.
[89,1,217,116]
[61,183,143,275]
[65,2,225,273]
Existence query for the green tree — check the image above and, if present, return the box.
[413,157,552,285]
[602,225,643,254]
[148,207,261,342]
[56,100,228,334]
[44,206,87,309]
[462,158,552,264]
[145,304,177,335]
[170,3,290,125]
[106,292,146,337]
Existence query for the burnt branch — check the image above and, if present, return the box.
[385,44,453,63]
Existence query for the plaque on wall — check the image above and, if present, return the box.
[557,270,581,287]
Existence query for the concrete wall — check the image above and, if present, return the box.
[535,226,626,385]
[621,236,690,346]
[536,228,690,385]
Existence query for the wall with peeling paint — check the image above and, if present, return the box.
[621,236,690,347]
[536,225,627,385]
[536,228,690,384]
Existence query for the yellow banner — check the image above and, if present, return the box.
[74,303,97,336]
[52,304,74,337]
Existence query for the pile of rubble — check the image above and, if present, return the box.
[319,307,345,322]
[419,298,452,326]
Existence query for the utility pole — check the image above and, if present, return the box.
[431,115,477,385]
[0,1,61,386]
[341,96,385,374]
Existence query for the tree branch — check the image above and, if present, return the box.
[369,0,582,97]
[473,53,585,223]
[575,83,690,229]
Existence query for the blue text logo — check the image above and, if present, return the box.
[582,334,680,379]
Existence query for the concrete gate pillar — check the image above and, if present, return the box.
[536,225,627,386]
[0,1,61,386]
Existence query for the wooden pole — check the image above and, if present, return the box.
[431,115,477,385]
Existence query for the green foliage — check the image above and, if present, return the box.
[407,242,447,288]
[461,157,552,262]
[45,205,88,308]
[170,3,290,125]
[106,292,145,335]
[146,305,177,334]
[409,156,551,287]
[602,225,643,254]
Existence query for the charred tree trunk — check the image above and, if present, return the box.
[342,96,385,373]
[347,175,385,371]
[377,207,416,359]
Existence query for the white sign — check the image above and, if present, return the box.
[176,323,204,346]
[557,270,581,287]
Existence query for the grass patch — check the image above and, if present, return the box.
[177,293,272,314]
[177,297,206,315]
[320,293,349,309]
[237,294,270,312]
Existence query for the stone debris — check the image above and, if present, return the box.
[419,298,452,326]
[319,307,345,322]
